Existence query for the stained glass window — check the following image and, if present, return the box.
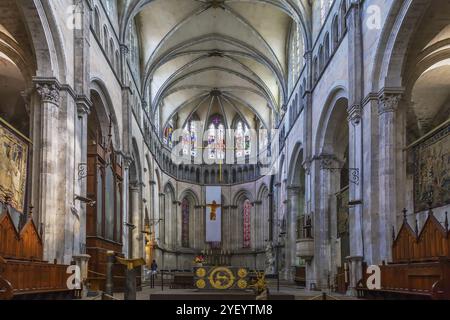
[181,198,189,247]
[207,115,225,160]
[243,199,252,248]
[182,119,198,156]
[163,120,174,147]
[235,121,251,158]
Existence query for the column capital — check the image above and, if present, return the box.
[313,154,341,169]
[120,44,129,55]
[347,104,362,125]
[122,154,133,169]
[129,182,140,191]
[378,89,404,115]
[34,78,61,105]
[76,95,92,116]
[287,185,301,192]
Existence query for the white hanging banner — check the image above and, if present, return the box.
[205,186,222,243]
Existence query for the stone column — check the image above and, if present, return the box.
[286,186,299,281]
[346,0,365,293]
[73,0,92,257]
[159,193,166,246]
[72,101,90,258]
[313,155,341,290]
[129,182,140,259]
[34,80,62,262]
[122,156,132,258]
[347,106,364,294]
[378,91,403,263]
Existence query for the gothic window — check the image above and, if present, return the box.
[332,16,339,50]
[320,0,327,25]
[207,115,225,160]
[259,127,269,155]
[324,33,330,61]
[289,22,303,92]
[243,199,252,248]
[182,118,198,157]
[181,198,190,247]
[93,7,100,37]
[103,26,109,53]
[340,1,347,34]
[235,120,251,158]
[163,119,174,147]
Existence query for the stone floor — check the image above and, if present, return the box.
[86,280,359,301]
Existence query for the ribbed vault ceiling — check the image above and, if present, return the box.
[125,0,310,131]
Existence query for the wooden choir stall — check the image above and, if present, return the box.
[0,202,75,300]
[357,207,450,300]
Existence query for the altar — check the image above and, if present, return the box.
[194,266,250,290]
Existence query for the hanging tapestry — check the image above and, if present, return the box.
[182,198,189,247]
[414,123,450,212]
[243,199,251,248]
[0,118,28,212]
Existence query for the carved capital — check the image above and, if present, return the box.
[122,154,133,169]
[120,44,129,55]
[315,154,341,170]
[348,104,362,125]
[36,83,60,105]
[378,92,402,115]
[76,95,92,117]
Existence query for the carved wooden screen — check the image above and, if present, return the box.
[87,142,123,244]
[392,212,450,263]
[0,208,43,260]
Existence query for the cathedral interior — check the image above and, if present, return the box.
[0,0,449,301]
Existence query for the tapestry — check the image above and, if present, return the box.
[336,187,349,237]
[182,198,189,247]
[414,124,450,212]
[243,199,251,248]
[0,118,28,213]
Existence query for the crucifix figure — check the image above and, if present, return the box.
[207,200,220,221]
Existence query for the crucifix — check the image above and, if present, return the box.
[206,200,221,221]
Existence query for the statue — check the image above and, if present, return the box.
[265,243,275,275]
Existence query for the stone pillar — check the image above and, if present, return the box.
[347,106,364,294]
[286,186,299,281]
[130,183,140,259]
[378,91,403,263]
[73,0,92,257]
[159,193,166,246]
[313,155,341,290]
[122,156,132,259]
[75,102,90,255]
[34,80,62,262]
